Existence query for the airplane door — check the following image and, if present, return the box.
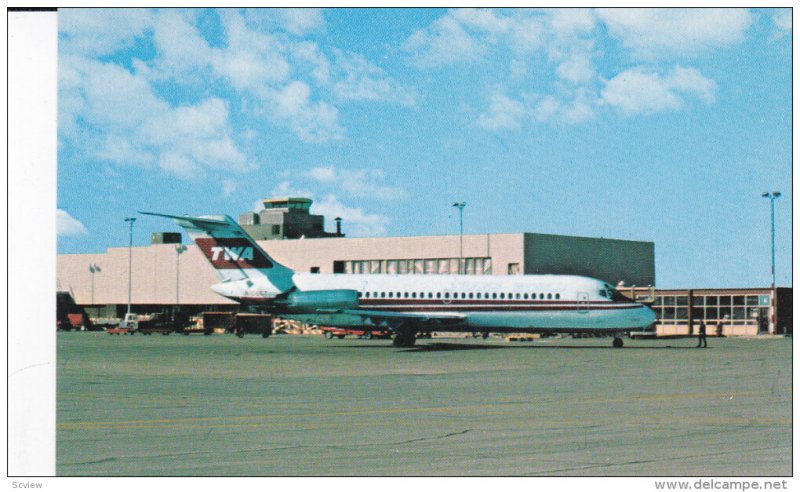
[577,292,589,313]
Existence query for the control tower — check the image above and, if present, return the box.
[238,197,344,240]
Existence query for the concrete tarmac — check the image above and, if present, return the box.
[56,332,791,476]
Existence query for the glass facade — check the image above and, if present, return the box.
[652,293,769,326]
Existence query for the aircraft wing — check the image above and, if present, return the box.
[317,308,466,328]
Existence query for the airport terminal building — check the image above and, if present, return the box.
[56,197,791,336]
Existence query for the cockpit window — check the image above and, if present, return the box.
[603,284,628,302]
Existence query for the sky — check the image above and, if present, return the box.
[55,7,793,289]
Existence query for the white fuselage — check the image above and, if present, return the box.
[213,273,656,333]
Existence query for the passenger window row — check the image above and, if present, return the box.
[357,291,561,300]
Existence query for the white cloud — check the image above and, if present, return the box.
[506,14,546,53]
[146,10,215,83]
[134,95,250,176]
[406,8,733,131]
[222,179,237,198]
[59,52,252,179]
[213,10,291,90]
[596,8,753,60]
[59,8,155,56]
[403,9,597,69]
[291,41,331,85]
[405,8,602,129]
[667,66,716,104]
[66,55,168,131]
[57,209,88,237]
[772,9,792,37]
[62,9,416,147]
[329,49,416,106]
[534,96,560,122]
[451,8,514,36]
[313,194,390,237]
[478,92,526,131]
[403,14,487,68]
[265,81,345,142]
[95,134,154,168]
[561,96,596,123]
[304,166,337,182]
[245,8,326,36]
[273,8,326,36]
[601,66,716,115]
[548,8,597,39]
[555,52,595,85]
[303,166,406,200]
[270,180,315,199]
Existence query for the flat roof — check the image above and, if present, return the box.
[262,197,313,204]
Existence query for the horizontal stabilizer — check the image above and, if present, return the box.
[140,211,226,221]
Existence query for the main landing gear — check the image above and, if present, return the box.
[612,337,624,348]
[393,332,417,348]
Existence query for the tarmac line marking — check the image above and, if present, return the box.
[58,390,769,431]
[57,413,792,433]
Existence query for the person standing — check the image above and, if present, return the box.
[696,320,707,348]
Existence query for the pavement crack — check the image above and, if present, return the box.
[391,428,473,445]
[318,428,474,451]
[62,457,118,466]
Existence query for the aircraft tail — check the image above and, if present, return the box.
[140,212,295,290]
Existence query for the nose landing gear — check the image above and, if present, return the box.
[393,332,417,347]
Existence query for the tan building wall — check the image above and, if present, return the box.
[263,233,523,275]
[57,244,233,306]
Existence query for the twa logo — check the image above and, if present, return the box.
[210,246,254,262]
[196,237,273,269]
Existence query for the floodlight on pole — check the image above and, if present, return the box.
[88,263,100,306]
[452,202,466,274]
[175,244,187,305]
[761,191,781,333]
[124,217,136,317]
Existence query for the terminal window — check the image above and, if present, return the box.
[652,294,765,325]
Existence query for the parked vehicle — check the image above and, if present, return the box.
[321,327,391,340]
[118,312,176,335]
[56,291,94,331]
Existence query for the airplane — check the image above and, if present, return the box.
[141,212,657,348]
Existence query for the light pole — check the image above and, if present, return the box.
[175,244,187,306]
[124,217,136,318]
[452,202,466,274]
[88,263,100,306]
[761,191,781,333]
